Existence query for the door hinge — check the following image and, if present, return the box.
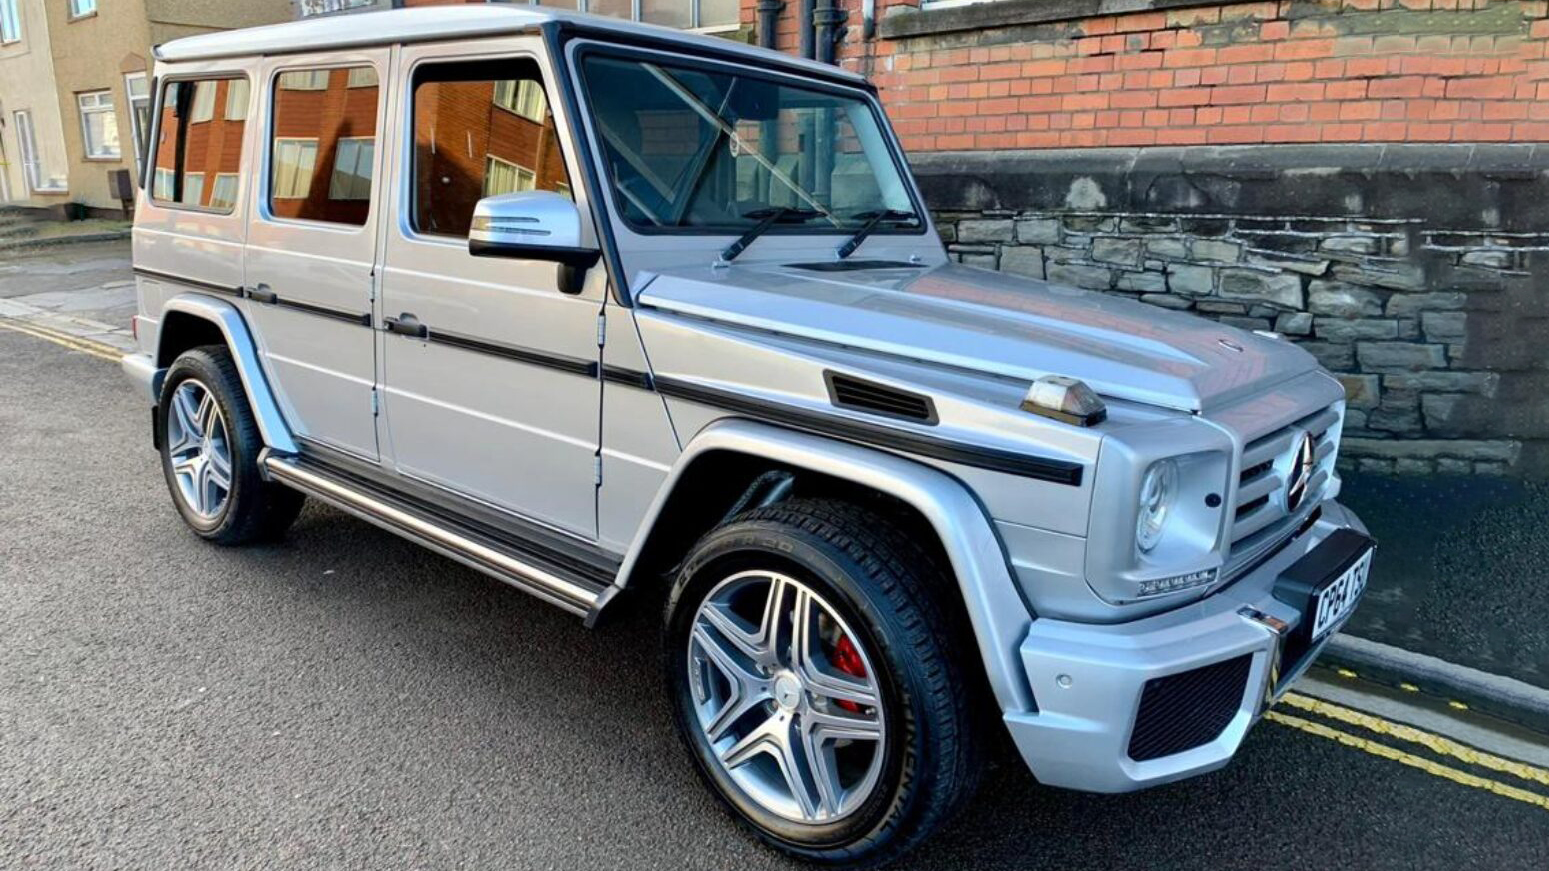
[370,388,380,416]
[593,455,603,486]
[596,313,606,347]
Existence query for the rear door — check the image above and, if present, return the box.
[375,38,603,537]
[242,51,390,461]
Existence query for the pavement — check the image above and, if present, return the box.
[2,242,1547,868]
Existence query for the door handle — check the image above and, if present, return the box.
[383,313,428,339]
[245,284,277,304]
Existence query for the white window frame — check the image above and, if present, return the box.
[1,0,22,44]
[224,79,250,121]
[189,81,217,123]
[208,173,239,211]
[123,73,151,177]
[482,154,536,198]
[278,69,331,91]
[68,0,95,19]
[327,136,375,201]
[15,110,66,193]
[272,137,319,200]
[492,79,547,124]
[182,171,205,207]
[153,167,176,201]
[77,90,121,160]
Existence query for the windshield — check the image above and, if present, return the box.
[579,53,919,234]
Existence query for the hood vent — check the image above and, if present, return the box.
[825,372,938,424]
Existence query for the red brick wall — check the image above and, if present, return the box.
[748,0,1549,151]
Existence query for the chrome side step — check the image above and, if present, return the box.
[262,453,606,617]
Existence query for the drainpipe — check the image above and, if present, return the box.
[756,0,783,202]
[812,0,843,205]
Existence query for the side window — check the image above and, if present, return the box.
[411,58,572,238]
[151,77,249,213]
[268,65,379,226]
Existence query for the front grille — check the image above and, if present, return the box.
[1128,654,1253,762]
[1230,403,1342,550]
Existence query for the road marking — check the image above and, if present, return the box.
[0,317,123,362]
[1282,692,1549,788]
[1266,711,1549,811]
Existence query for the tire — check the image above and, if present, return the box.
[664,498,981,867]
[158,345,304,545]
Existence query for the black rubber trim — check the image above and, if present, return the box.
[655,376,1085,486]
[602,364,654,390]
[294,438,621,586]
[132,266,242,297]
[261,294,373,327]
[424,327,599,378]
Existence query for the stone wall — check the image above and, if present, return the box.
[912,144,1549,477]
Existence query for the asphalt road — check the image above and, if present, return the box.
[2,327,1547,869]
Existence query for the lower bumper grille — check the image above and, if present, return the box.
[1127,654,1253,762]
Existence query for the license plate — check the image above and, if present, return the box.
[1309,547,1372,641]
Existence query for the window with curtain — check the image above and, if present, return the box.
[77,91,120,159]
[68,0,95,18]
[1,0,22,43]
[329,138,375,200]
[272,139,319,199]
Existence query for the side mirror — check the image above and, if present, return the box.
[469,191,602,294]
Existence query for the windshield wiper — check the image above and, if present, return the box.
[720,208,822,263]
[836,209,918,259]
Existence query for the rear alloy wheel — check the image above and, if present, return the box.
[665,499,980,867]
[159,345,304,545]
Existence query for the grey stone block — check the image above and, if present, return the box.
[1299,341,1356,370]
[1314,318,1400,341]
[1247,251,1332,276]
[1145,238,1189,259]
[1220,316,1273,332]
[1367,406,1423,434]
[1421,310,1468,342]
[1320,235,1380,255]
[1436,457,1472,474]
[1219,269,1304,309]
[1341,437,1522,463]
[1385,291,1467,317]
[958,219,1015,243]
[1045,246,1089,263]
[1359,458,1396,474]
[1420,393,1462,430]
[1015,217,1061,245]
[1382,371,1499,396]
[1191,238,1242,263]
[1063,215,1115,233]
[1275,311,1314,335]
[1047,262,1113,290]
[1308,281,1384,317]
[1355,342,1448,371]
[1116,270,1166,292]
[1331,263,1426,291]
[999,247,1046,279]
[959,253,998,269]
[1336,374,1381,409]
[1141,293,1194,310]
[1461,249,1514,270]
[1167,264,1215,296]
[1092,237,1142,266]
[1394,458,1433,475]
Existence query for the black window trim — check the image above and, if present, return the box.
[568,40,930,241]
[146,73,252,217]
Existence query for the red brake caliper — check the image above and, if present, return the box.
[831,634,868,713]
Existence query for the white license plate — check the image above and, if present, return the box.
[1310,548,1372,641]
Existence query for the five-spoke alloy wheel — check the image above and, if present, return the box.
[159,345,304,544]
[688,570,887,824]
[666,499,981,867]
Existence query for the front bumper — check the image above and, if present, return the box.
[1004,499,1369,793]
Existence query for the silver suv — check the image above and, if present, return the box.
[121,6,1373,865]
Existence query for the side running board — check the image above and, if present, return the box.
[261,452,608,618]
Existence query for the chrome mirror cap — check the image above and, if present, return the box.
[468,190,600,269]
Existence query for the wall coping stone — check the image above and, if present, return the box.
[879,0,1219,40]
[909,145,1549,232]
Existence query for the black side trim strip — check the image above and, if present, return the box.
[655,376,1085,486]
[425,328,599,378]
[268,295,372,327]
[602,365,654,390]
[294,438,622,586]
[132,266,241,297]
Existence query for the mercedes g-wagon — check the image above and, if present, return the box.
[121,6,1373,865]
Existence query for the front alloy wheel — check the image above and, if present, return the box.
[688,570,887,824]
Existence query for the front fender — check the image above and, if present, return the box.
[156,293,297,455]
[607,418,1037,717]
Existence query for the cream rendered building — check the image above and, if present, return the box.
[0,0,71,207]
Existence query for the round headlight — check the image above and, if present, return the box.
[1137,459,1179,553]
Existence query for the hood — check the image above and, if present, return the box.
[634,261,1320,413]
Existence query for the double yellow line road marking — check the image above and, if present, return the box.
[1271,691,1549,811]
[6,308,1548,813]
[0,316,124,362]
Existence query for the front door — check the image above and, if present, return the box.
[376,42,603,537]
[243,52,390,460]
